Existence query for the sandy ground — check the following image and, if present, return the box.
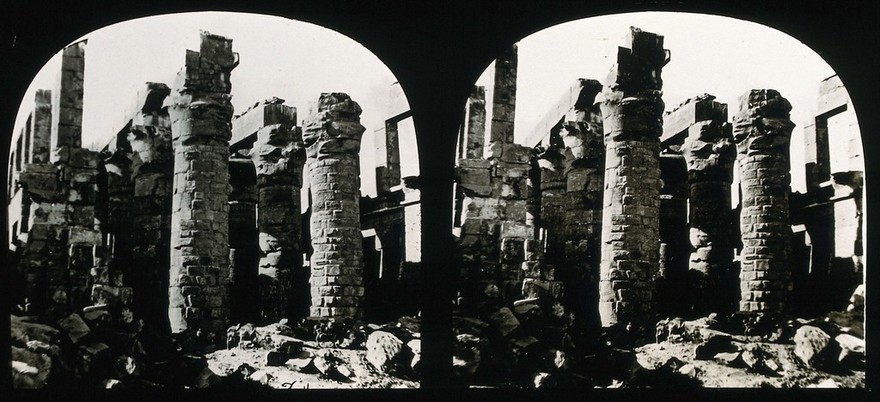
[635,340,865,388]
[206,343,419,389]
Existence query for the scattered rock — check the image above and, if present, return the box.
[58,313,91,344]
[101,379,125,389]
[407,339,421,371]
[533,372,554,388]
[285,351,315,372]
[11,315,59,345]
[453,334,482,376]
[808,378,839,388]
[713,352,742,367]
[825,311,864,339]
[693,332,735,360]
[365,330,404,373]
[249,370,273,386]
[11,346,51,389]
[489,307,521,337]
[793,325,836,368]
[266,350,289,367]
[846,284,864,313]
[679,364,699,379]
[835,333,865,370]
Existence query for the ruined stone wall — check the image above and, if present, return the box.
[303,93,367,318]
[733,89,795,313]
[167,32,238,347]
[464,86,487,159]
[598,28,668,327]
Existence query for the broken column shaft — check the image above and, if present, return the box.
[243,100,307,322]
[681,115,736,315]
[303,93,367,318]
[598,28,669,327]
[733,89,795,313]
[167,32,238,346]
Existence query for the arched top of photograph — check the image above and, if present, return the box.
[472,12,860,192]
[10,11,416,195]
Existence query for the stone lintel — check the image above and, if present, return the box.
[662,94,727,145]
[816,75,849,117]
[232,98,296,146]
[524,79,602,148]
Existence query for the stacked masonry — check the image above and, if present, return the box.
[243,99,307,322]
[96,83,173,328]
[678,96,737,315]
[598,28,669,326]
[303,93,367,318]
[167,32,238,345]
[16,41,106,320]
[733,90,795,313]
[457,44,545,311]
[557,82,605,329]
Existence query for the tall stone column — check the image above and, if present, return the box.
[167,32,238,347]
[681,119,736,315]
[127,83,174,332]
[303,93,367,318]
[733,90,795,313]
[228,152,259,324]
[556,93,605,330]
[245,101,307,322]
[598,28,669,327]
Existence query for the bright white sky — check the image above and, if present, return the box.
[11,12,413,196]
[477,12,855,193]
[13,11,859,195]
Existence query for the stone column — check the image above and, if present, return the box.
[247,102,307,322]
[167,32,238,347]
[656,153,688,316]
[228,152,259,324]
[598,28,669,327]
[733,89,795,313]
[128,83,174,331]
[303,93,367,318]
[559,94,605,330]
[465,86,487,159]
[681,118,736,315]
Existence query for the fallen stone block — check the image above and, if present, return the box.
[365,330,404,373]
[58,313,91,344]
[835,333,865,370]
[407,339,421,371]
[285,351,315,372]
[692,332,735,360]
[489,307,520,337]
[9,315,60,345]
[794,325,837,368]
[453,334,482,376]
[11,346,52,389]
[713,352,742,367]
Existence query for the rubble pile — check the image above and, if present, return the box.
[203,316,421,388]
[634,285,865,388]
[10,312,216,389]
